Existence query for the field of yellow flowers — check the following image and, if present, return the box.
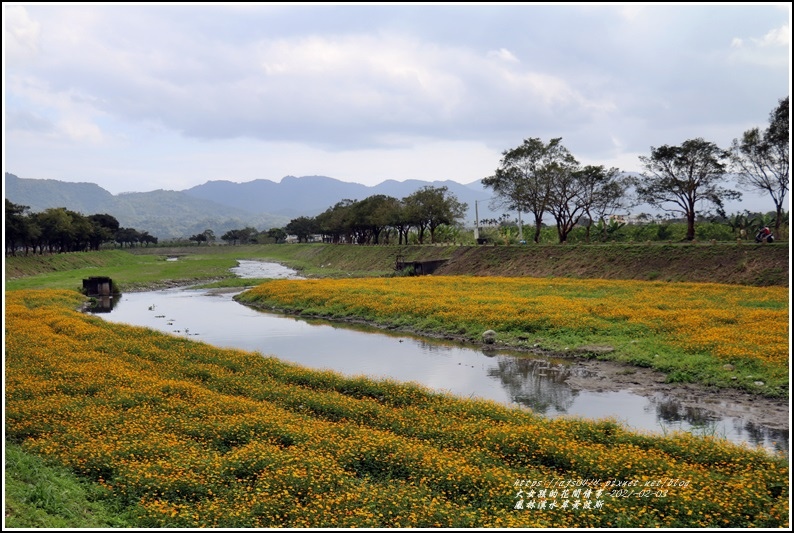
[237,276,789,395]
[5,289,788,528]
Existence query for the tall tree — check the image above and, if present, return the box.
[88,213,120,251]
[389,199,416,245]
[636,138,739,240]
[545,156,586,243]
[315,200,355,243]
[37,208,75,253]
[482,138,571,243]
[403,186,467,244]
[5,200,31,255]
[730,97,789,238]
[284,216,318,243]
[578,167,635,243]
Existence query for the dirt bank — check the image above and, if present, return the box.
[565,357,789,433]
[433,243,788,286]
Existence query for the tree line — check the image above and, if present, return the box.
[485,97,788,243]
[283,185,467,245]
[4,203,157,255]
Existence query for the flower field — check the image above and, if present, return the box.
[5,289,789,528]
[237,276,790,394]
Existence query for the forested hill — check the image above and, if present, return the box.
[4,173,289,240]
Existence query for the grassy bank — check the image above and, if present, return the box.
[4,442,140,528]
[5,290,789,528]
[5,241,788,293]
[3,245,452,292]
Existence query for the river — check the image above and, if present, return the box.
[91,260,788,454]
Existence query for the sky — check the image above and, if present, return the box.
[3,2,791,214]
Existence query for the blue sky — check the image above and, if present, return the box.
[3,3,790,214]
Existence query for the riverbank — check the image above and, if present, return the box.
[6,242,788,291]
[129,241,790,286]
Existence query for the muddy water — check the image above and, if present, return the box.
[92,260,788,454]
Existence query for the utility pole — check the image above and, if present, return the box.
[518,210,524,243]
[474,200,480,241]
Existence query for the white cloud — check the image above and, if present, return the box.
[757,24,790,47]
[3,5,41,60]
[56,116,104,143]
[728,23,790,67]
[487,48,519,63]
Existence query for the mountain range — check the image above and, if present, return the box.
[4,173,506,241]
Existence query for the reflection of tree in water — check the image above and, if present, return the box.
[729,419,789,455]
[653,397,717,426]
[487,356,580,415]
[653,397,789,455]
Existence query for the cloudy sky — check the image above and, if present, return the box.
[3,3,791,208]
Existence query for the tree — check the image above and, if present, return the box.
[88,213,120,251]
[115,227,141,248]
[389,199,416,245]
[37,208,75,253]
[717,210,753,240]
[578,167,635,243]
[403,186,467,244]
[730,97,789,238]
[202,229,216,245]
[285,216,318,243]
[66,209,93,251]
[5,200,31,255]
[482,138,570,243]
[353,195,400,244]
[544,156,585,243]
[636,138,739,241]
[189,232,208,245]
[221,229,242,245]
[139,231,158,246]
[265,227,288,244]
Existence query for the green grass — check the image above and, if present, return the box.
[4,442,140,528]
[5,248,248,292]
[3,244,463,292]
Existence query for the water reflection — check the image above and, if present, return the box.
[86,294,119,313]
[489,357,582,415]
[231,260,305,279]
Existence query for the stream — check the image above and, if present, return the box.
[92,260,788,454]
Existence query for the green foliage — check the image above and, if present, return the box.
[4,442,139,528]
[730,97,789,236]
[636,138,739,240]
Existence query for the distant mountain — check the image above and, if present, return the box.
[4,174,116,214]
[4,173,510,240]
[184,175,505,221]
